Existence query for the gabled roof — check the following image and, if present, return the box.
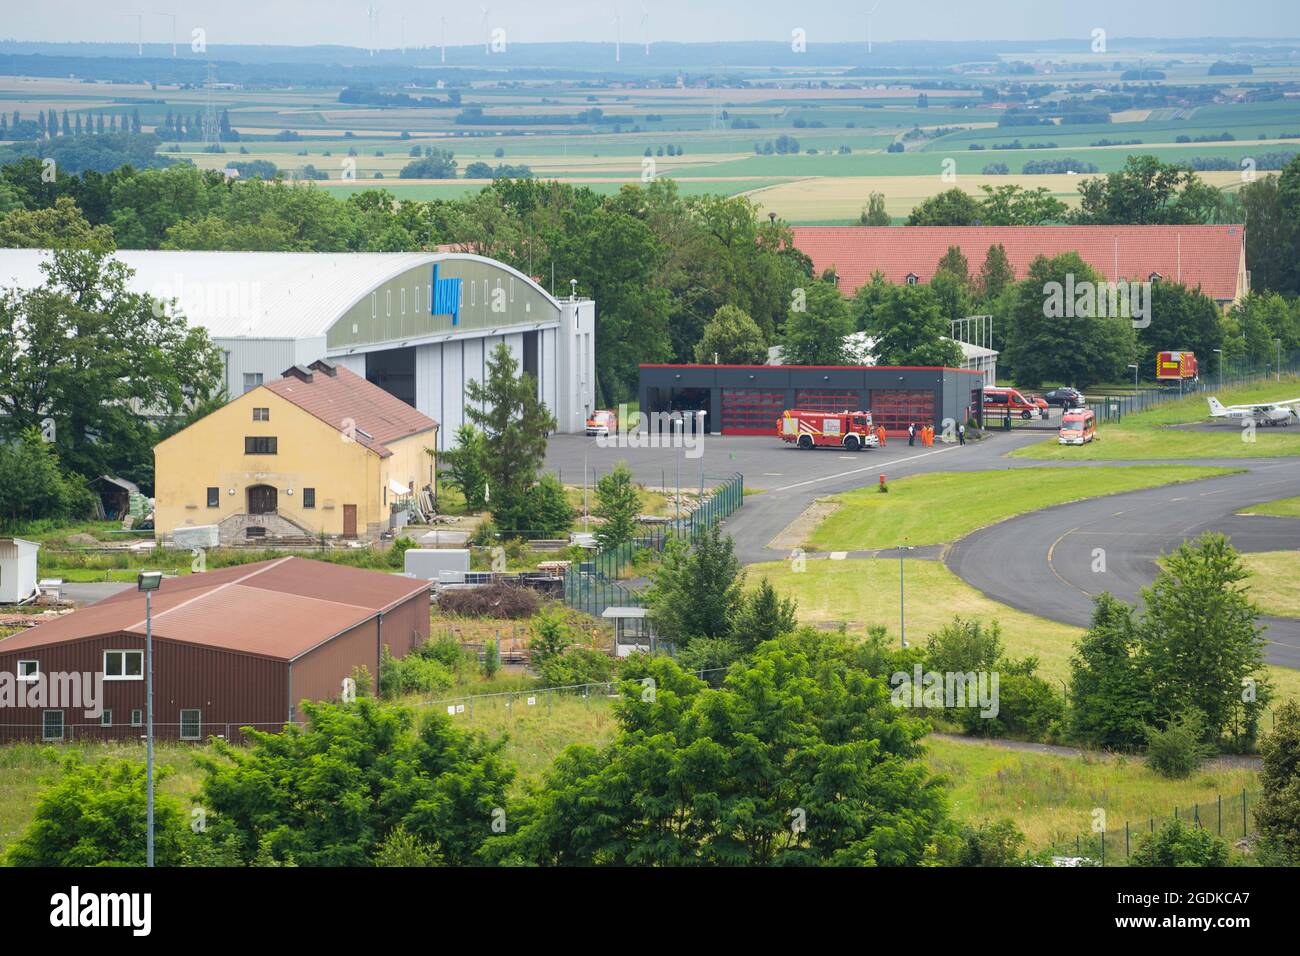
[262,360,437,457]
[0,557,429,660]
[790,225,1245,300]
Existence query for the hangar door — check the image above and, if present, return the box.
[720,388,784,435]
[869,389,935,432]
[794,388,859,413]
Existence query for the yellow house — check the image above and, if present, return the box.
[155,360,438,543]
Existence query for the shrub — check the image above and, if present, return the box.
[1145,709,1216,779]
[1129,819,1229,867]
[437,582,542,619]
[956,819,1027,866]
[528,606,577,666]
[379,645,455,698]
[536,646,615,687]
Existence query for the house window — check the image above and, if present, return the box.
[253,407,270,421]
[303,487,316,509]
[17,660,39,682]
[131,709,143,727]
[180,709,202,741]
[104,649,144,681]
[242,372,263,394]
[207,487,219,508]
[905,273,919,286]
[42,710,64,741]
[101,710,113,727]
[244,436,278,455]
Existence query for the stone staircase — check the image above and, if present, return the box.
[217,511,321,547]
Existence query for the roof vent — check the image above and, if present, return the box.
[284,364,314,382]
[309,358,338,377]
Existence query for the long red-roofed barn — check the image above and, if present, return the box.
[0,557,429,743]
[789,224,1248,309]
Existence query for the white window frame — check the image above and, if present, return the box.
[101,709,113,727]
[180,709,202,741]
[42,710,64,741]
[17,660,39,682]
[131,708,143,727]
[103,649,144,681]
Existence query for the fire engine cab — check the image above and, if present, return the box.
[779,409,880,450]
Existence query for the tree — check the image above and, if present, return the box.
[694,304,768,364]
[1136,282,1224,379]
[1129,819,1229,867]
[1225,292,1299,367]
[732,578,798,653]
[870,283,963,367]
[1000,252,1136,388]
[1068,594,1153,750]
[0,429,92,526]
[528,606,577,667]
[781,279,852,365]
[850,270,891,333]
[859,191,891,226]
[976,243,1015,303]
[438,424,489,511]
[934,245,970,287]
[7,756,191,866]
[1071,155,1221,225]
[399,150,458,179]
[976,184,1068,225]
[485,630,956,866]
[1144,709,1217,778]
[0,195,114,250]
[1255,700,1300,865]
[643,524,744,649]
[0,248,224,487]
[1236,169,1297,295]
[956,819,1028,866]
[1138,533,1271,747]
[592,461,641,550]
[907,188,981,226]
[464,342,557,533]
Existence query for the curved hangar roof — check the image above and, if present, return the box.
[0,249,562,342]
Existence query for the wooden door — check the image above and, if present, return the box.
[343,504,357,538]
[247,485,277,514]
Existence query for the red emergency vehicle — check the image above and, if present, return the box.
[1156,351,1198,383]
[779,409,880,451]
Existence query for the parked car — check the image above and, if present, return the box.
[1028,394,1050,412]
[585,410,617,436]
[1043,387,1084,409]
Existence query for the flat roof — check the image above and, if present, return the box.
[0,557,429,661]
[640,363,983,375]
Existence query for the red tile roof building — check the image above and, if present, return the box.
[0,557,430,742]
[790,225,1248,307]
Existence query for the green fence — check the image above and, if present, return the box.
[563,472,745,618]
[1049,789,1260,865]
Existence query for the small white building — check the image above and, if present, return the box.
[0,538,39,604]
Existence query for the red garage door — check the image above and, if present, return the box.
[794,388,859,413]
[721,388,785,435]
[869,389,935,433]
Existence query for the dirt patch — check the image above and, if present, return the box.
[769,498,839,552]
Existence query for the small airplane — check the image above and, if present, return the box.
[1207,396,1300,426]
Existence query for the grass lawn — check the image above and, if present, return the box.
[804,465,1238,551]
[1239,551,1300,618]
[925,736,1258,851]
[1240,495,1300,519]
[1013,378,1300,461]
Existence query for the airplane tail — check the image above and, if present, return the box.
[1207,396,1227,417]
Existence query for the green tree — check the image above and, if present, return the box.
[438,424,489,511]
[1129,819,1229,867]
[871,283,963,367]
[956,819,1028,866]
[464,342,558,534]
[850,270,891,333]
[1144,709,1217,778]
[1071,155,1221,225]
[528,606,577,667]
[976,184,1068,225]
[732,577,798,653]
[643,524,744,649]
[907,188,981,226]
[592,461,641,550]
[0,195,114,249]
[1136,282,1224,378]
[859,190,891,226]
[977,243,1015,303]
[781,279,852,365]
[1255,700,1300,865]
[693,304,768,364]
[0,429,92,526]
[1068,594,1153,751]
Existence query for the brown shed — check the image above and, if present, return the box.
[0,557,429,743]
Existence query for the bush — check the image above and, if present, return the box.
[537,646,616,687]
[510,473,573,537]
[1145,709,1216,779]
[1130,819,1229,867]
[437,582,542,619]
[956,819,1027,866]
[528,606,576,666]
[379,645,455,698]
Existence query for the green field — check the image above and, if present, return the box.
[805,465,1238,551]
[1241,495,1300,518]
[1014,379,1300,461]
[1239,551,1300,618]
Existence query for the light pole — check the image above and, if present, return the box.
[1213,348,1223,391]
[1128,364,1138,390]
[582,436,601,533]
[898,544,914,648]
[1277,339,1283,384]
[137,570,163,867]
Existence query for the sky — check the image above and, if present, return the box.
[2,1,1298,49]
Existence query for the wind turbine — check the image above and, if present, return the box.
[640,3,650,55]
[118,13,144,56]
[440,15,447,63]
[153,12,176,57]
[481,6,491,55]
[366,4,378,56]
[867,1,882,55]
[613,6,622,63]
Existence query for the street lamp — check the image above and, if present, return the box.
[582,435,602,533]
[1213,349,1223,390]
[1128,364,1138,389]
[137,570,163,868]
[1277,339,1283,384]
[898,544,915,648]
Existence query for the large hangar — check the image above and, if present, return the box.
[0,249,596,449]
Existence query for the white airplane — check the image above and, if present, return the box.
[1207,396,1300,426]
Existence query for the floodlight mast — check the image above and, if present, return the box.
[137,571,163,866]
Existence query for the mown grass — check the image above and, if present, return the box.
[804,466,1237,551]
[1240,495,1300,519]
[1239,551,1300,618]
[1013,377,1300,461]
[925,736,1258,851]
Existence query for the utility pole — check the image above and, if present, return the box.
[137,571,163,866]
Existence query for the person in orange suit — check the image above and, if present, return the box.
[875,425,886,447]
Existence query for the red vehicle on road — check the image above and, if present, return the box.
[779,409,880,451]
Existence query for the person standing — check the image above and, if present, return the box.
[958,423,966,446]
[908,422,916,446]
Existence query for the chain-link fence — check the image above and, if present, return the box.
[1048,789,1260,865]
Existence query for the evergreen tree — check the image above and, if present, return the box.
[1256,700,1300,865]
[592,461,641,550]
[732,578,798,652]
[1068,593,1153,750]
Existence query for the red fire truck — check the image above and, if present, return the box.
[778,409,880,450]
[1156,351,1199,383]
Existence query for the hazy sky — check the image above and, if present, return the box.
[3,1,1297,48]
